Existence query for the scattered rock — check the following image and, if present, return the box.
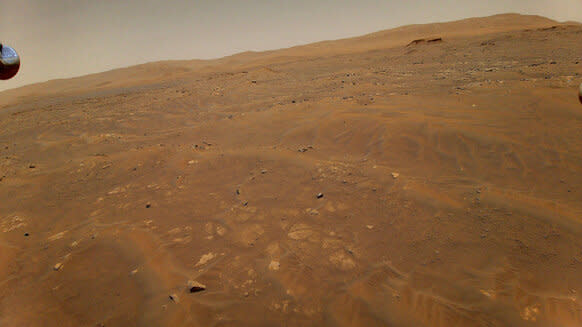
[391,172,399,179]
[188,280,206,293]
[366,225,374,230]
[24,232,29,237]
[29,164,36,169]
[145,203,151,208]
[169,294,179,303]
[427,37,442,43]
[316,193,324,199]
[53,262,63,271]
[261,169,268,174]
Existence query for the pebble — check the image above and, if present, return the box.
[316,193,324,199]
[53,262,63,271]
[169,294,179,303]
[391,172,399,179]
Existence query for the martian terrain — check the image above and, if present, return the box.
[0,13,581,327]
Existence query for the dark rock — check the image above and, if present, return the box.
[190,286,205,293]
[316,193,324,199]
[189,280,206,293]
[407,38,425,46]
[24,232,29,237]
[146,203,151,208]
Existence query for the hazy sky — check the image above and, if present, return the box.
[1,0,581,91]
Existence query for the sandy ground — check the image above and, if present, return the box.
[0,14,581,327]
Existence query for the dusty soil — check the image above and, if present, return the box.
[0,14,581,327]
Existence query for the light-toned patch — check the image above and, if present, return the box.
[520,304,540,322]
[329,251,356,270]
[324,202,336,212]
[167,227,182,235]
[479,289,495,298]
[107,186,126,195]
[1,215,26,232]
[266,242,282,257]
[173,236,192,244]
[195,252,216,266]
[322,238,343,250]
[234,224,265,245]
[269,260,280,271]
[305,208,319,215]
[216,225,226,236]
[204,222,214,234]
[48,231,67,242]
[288,224,316,241]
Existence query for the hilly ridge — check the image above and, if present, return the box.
[0,13,566,107]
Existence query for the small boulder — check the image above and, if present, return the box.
[188,280,206,293]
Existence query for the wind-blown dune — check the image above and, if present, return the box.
[1,13,581,327]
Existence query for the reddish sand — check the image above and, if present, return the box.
[1,13,581,327]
